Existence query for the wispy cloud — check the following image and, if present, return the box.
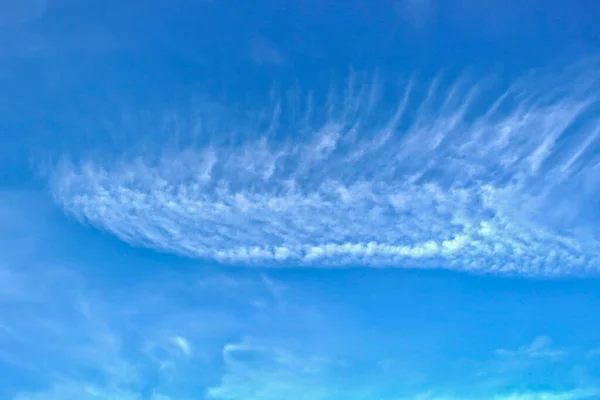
[3,208,599,400]
[407,388,599,400]
[50,63,600,275]
[170,336,193,358]
[0,233,294,400]
[206,336,597,400]
[496,336,567,362]
[208,340,333,400]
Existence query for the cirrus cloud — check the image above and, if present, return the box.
[50,64,600,276]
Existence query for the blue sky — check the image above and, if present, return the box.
[3,0,600,399]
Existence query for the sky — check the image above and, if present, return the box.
[2,0,600,399]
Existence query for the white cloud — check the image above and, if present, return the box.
[491,390,599,400]
[50,65,600,275]
[170,335,193,357]
[407,388,599,400]
[207,341,333,400]
[204,337,598,400]
[496,336,567,363]
[2,247,301,400]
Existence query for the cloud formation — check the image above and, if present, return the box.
[170,336,193,357]
[2,192,598,400]
[206,336,598,400]
[0,258,286,400]
[407,388,599,400]
[208,341,334,400]
[50,64,600,275]
[496,336,567,362]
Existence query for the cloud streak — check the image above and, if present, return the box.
[208,341,334,400]
[50,64,600,275]
[496,336,567,362]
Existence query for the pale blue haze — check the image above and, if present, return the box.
[2,1,600,399]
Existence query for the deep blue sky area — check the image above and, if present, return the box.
[3,1,600,400]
